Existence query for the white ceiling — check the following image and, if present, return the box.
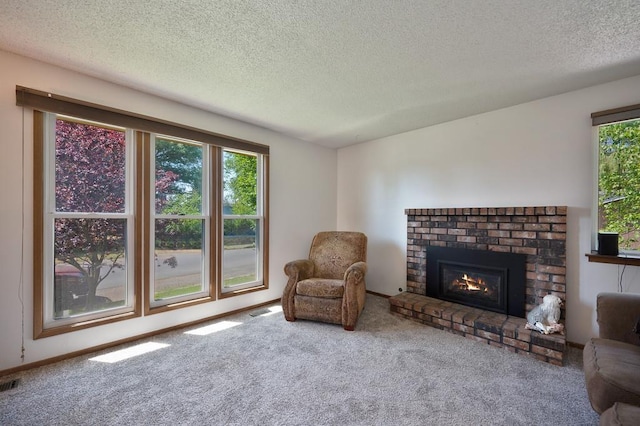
[2,1,640,148]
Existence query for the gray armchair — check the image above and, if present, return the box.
[282,231,367,331]
[583,292,640,420]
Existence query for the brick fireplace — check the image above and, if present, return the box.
[389,206,567,365]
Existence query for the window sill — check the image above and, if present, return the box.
[586,252,640,266]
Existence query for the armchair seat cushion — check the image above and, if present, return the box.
[297,278,344,298]
[600,402,640,426]
[584,337,640,413]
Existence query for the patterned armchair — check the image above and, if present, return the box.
[282,231,367,331]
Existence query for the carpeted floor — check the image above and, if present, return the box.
[0,294,598,425]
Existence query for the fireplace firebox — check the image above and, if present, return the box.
[426,246,526,318]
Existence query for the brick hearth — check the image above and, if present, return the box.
[390,206,567,365]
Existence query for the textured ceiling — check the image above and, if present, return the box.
[1,1,640,148]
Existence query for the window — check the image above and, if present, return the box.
[593,104,640,253]
[222,150,264,293]
[151,136,209,306]
[44,115,135,327]
[22,86,269,337]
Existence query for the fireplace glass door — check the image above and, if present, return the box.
[440,263,505,312]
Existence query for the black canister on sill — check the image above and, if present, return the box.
[598,232,619,256]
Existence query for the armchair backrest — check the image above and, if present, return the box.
[308,231,367,279]
[597,292,640,346]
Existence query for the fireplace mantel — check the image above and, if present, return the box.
[390,206,567,365]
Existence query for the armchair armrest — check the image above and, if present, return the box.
[341,261,367,331]
[284,259,314,281]
[597,292,640,346]
[282,259,315,322]
[344,261,367,285]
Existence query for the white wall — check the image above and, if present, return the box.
[337,74,640,346]
[0,50,337,372]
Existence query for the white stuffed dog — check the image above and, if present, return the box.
[525,294,564,335]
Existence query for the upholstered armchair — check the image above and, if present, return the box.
[282,231,367,331]
[583,292,640,421]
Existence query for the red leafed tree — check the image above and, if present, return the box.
[54,120,176,310]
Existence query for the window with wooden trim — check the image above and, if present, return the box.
[592,103,640,253]
[42,114,136,329]
[22,87,269,337]
[222,149,264,294]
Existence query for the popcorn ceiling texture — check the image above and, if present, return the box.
[1,1,640,147]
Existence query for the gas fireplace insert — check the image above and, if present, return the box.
[425,246,526,317]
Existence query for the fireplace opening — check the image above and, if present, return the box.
[426,246,526,318]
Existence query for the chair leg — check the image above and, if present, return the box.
[343,325,355,331]
[285,316,296,322]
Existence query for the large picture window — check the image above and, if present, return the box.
[593,104,640,253]
[23,86,269,337]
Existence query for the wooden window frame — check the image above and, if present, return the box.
[24,87,270,336]
[589,103,640,264]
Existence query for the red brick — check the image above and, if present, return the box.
[441,309,456,321]
[499,223,524,230]
[465,334,489,344]
[477,223,498,230]
[552,275,566,284]
[536,273,550,281]
[538,215,567,224]
[524,223,551,231]
[538,265,566,275]
[476,330,501,342]
[488,230,511,238]
[422,306,443,318]
[503,337,530,351]
[516,328,532,342]
[488,245,511,252]
[467,216,488,222]
[453,323,473,334]
[512,247,537,255]
[537,232,565,240]
[499,238,523,246]
[457,222,477,229]
[512,231,536,239]
[433,317,452,327]
[531,345,564,360]
[457,236,477,243]
[463,311,482,326]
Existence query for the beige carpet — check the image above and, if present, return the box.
[0,294,598,425]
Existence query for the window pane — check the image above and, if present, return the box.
[598,118,640,251]
[223,219,258,287]
[54,218,127,318]
[55,119,126,213]
[155,138,203,215]
[154,219,204,300]
[224,151,257,215]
